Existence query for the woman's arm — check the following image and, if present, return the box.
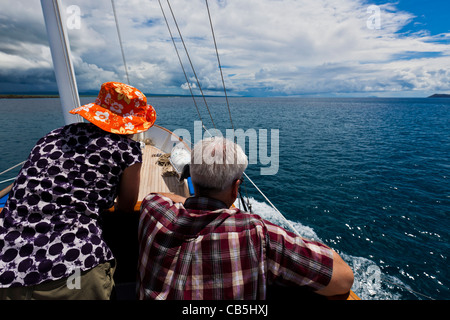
[158,192,187,204]
[115,162,142,213]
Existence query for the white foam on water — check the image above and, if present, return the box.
[235,197,410,300]
[235,197,319,241]
[340,253,406,300]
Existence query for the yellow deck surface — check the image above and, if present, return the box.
[137,144,190,201]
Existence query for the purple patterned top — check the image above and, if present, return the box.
[0,123,142,287]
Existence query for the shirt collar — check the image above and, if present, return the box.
[184,196,228,211]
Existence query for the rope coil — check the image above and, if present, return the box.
[156,153,178,177]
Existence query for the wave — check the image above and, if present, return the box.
[235,197,411,300]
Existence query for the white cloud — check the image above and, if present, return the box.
[0,0,449,96]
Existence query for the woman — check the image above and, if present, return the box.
[0,82,156,300]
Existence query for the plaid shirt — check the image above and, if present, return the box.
[138,194,334,300]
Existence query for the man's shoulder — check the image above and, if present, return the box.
[221,210,269,231]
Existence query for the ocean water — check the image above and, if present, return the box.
[0,96,449,300]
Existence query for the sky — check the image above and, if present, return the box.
[0,0,449,97]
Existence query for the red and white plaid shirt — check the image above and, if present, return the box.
[138,194,334,300]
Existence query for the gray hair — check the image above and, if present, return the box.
[190,137,248,191]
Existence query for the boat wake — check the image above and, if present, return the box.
[236,197,410,300]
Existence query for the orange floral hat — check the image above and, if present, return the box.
[69,82,156,134]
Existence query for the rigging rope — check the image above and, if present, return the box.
[111,0,131,85]
[160,0,300,236]
[205,0,234,131]
[164,0,217,130]
[0,161,25,177]
[0,161,24,187]
[380,276,435,300]
[158,0,205,129]
[202,0,302,234]
[0,177,16,185]
[242,173,301,236]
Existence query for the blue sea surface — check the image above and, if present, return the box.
[1,96,449,300]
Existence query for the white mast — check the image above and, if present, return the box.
[41,0,81,125]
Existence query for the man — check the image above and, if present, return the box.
[137,137,354,300]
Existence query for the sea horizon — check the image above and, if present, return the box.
[1,93,450,100]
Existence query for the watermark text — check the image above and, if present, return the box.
[172,121,279,176]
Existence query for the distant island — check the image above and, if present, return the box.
[428,94,450,98]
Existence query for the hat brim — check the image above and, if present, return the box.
[69,103,156,135]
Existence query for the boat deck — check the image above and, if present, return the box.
[103,144,190,295]
[138,144,190,200]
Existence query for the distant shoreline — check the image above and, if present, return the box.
[1,93,450,99]
[0,94,61,99]
[0,94,215,99]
